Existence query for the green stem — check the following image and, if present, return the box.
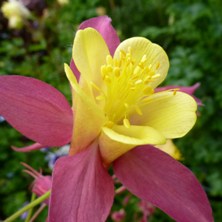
[4,191,51,222]
[25,193,36,222]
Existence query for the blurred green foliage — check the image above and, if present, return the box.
[0,0,222,221]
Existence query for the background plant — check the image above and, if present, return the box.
[0,0,221,221]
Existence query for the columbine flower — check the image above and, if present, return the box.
[1,0,30,29]
[65,26,197,165]
[22,162,52,204]
[96,6,107,16]
[0,16,213,222]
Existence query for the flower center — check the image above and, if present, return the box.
[95,48,160,127]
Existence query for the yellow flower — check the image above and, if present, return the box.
[96,7,107,16]
[1,0,30,29]
[65,28,197,164]
[57,0,69,6]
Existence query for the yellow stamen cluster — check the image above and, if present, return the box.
[96,48,161,127]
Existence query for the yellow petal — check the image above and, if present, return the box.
[131,91,197,138]
[114,37,169,89]
[64,64,105,154]
[72,28,110,87]
[156,139,182,160]
[99,124,166,164]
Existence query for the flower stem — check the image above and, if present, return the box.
[25,193,36,222]
[3,191,51,222]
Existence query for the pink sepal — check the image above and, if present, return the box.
[49,142,114,222]
[78,16,120,55]
[114,145,213,222]
[0,75,73,146]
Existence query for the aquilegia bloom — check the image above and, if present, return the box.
[22,162,52,205]
[0,16,213,222]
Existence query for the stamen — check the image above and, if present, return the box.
[106,55,113,65]
[143,86,154,95]
[120,50,126,59]
[101,65,107,79]
[123,118,131,128]
[156,62,160,69]
[144,74,154,83]
[124,103,129,108]
[135,105,143,115]
[104,75,111,83]
[96,95,104,101]
[106,65,113,73]
[172,88,179,95]
[135,79,143,85]
[151,73,161,79]
[114,58,120,67]
[101,49,160,125]
[114,67,120,77]
[90,81,101,92]
[133,67,141,76]
[141,55,147,63]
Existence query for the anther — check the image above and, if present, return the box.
[114,58,120,67]
[135,105,143,116]
[101,65,107,79]
[106,65,113,73]
[151,73,161,79]
[104,75,111,83]
[141,55,147,63]
[143,86,154,95]
[114,67,120,77]
[120,50,126,59]
[90,81,101,92]
[135,79,143,85]
[133,66,141,76]
[123,118,131,128]
[156,62,160,69]
[124,103,129,108]
[106,55,113,65]
[144,75,152,84]
[172,88,179,95]
[96,95,104,100]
